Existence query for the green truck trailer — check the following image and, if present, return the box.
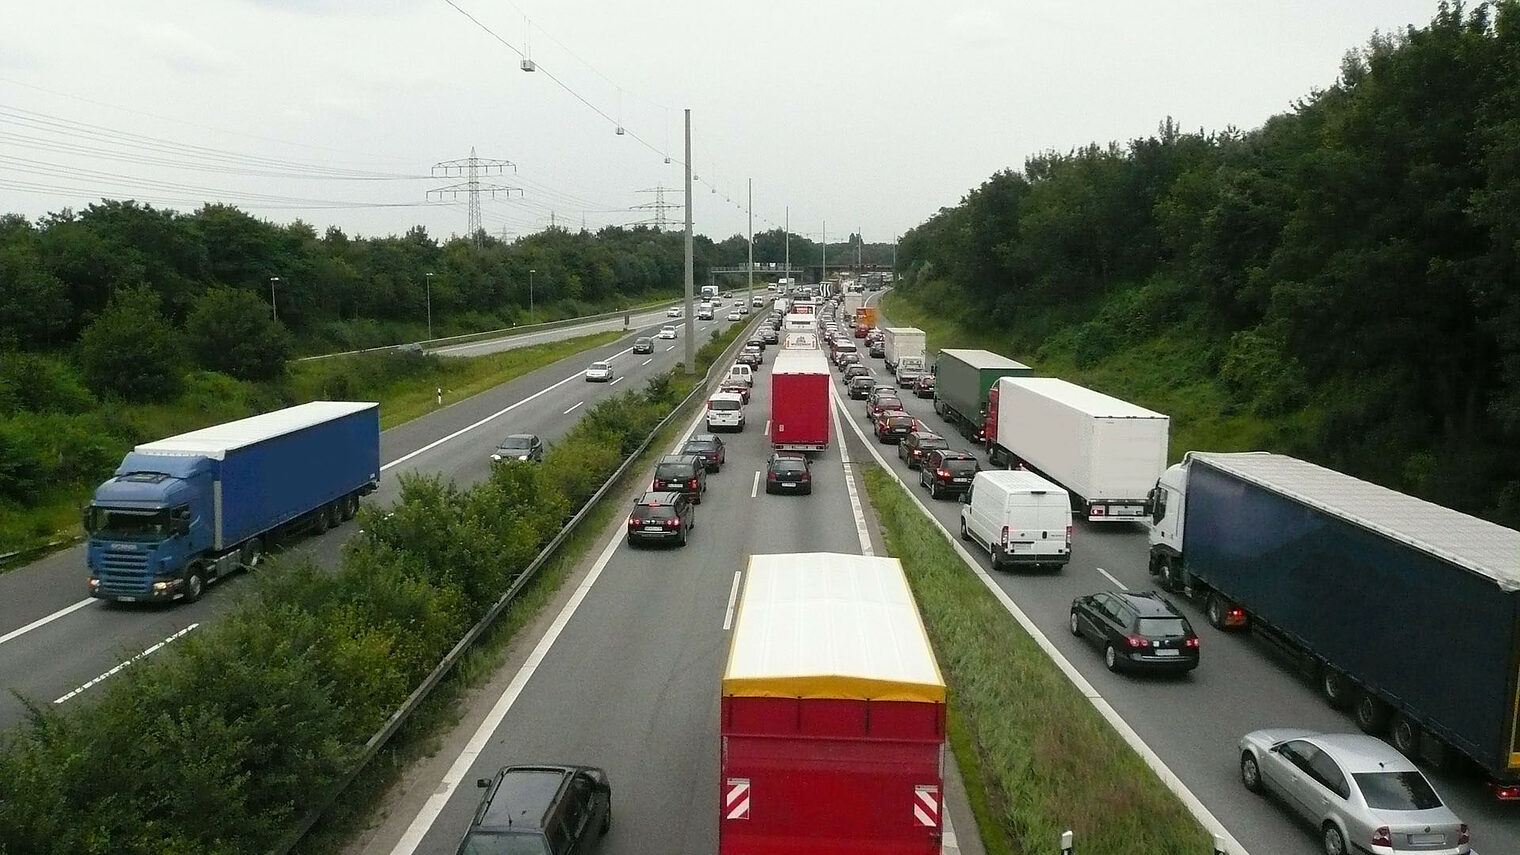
[932,349,1034,442]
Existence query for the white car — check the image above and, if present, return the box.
[726,310,742,321]
[666,306,683,318]
[584,361,615,382]
[752,296,766,307]
[658,325,678,339]
[739,304,750,315]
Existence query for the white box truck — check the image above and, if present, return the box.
[881,327,926,376]
[842,293,864,323]
[986,377,1168,522]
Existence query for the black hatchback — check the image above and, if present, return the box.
[458,764,611,855]
[681,434,727,472]
[848,374,876,399]
[764,454,812,495]
[1069,590,1200,674]
[627,491,694,547]
[652,455,706,503]
[919,449,979,499]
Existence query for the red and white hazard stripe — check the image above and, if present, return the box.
[725,778,751,820]
[913,784,940,828]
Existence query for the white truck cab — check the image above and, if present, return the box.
[960,469,1073,571]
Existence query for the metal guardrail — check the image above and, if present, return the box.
[268,315,759,854]
[0,535,85,567]
[294,298,686,362]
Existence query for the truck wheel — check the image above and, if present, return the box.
[182,565,205,603]
[239,538,264,571]
[340,494,358,521]
[1319,665,1354,711]
[326,502,343,529]
[1205,593,1229,629]
[933,400,944,415]
[1353,692,1391,735]
[1390,712,1421,757]
[312,505,330,535]
[1158,558,1180,592]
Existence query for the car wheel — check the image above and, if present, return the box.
[1319,664,1354,711]
[1240,752,1263,794]
[1354,692,1391,735]
[1390,712,1421,757]
[1322,823,1347,855]
[1069,611,1081,637]
[181,564,206,604]
[1103,644,1120,672]
[930,483,941,500]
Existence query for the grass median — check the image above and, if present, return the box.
[861,467,1213,855]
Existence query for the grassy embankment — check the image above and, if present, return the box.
[0,331,623,560]
[880,286,1318,462]
[862,468,1212,855]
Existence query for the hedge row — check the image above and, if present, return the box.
[0,319,755,854]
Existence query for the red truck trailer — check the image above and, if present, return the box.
[770,348,831,453]
[721,552,947,855]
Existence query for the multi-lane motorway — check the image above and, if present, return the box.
[0,306,742,731]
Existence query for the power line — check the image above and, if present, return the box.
[428,147,520,245]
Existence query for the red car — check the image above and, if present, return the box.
[874,413,917,443]
[719,379,751,403]
[866,395,904,420]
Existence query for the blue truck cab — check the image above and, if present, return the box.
[85,401,380,603]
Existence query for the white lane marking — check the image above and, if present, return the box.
[563,401,584,415]
[54,623,199,703]
[642,359,653,366]
[722,570,743,630]
[763,419,770,436]
[666,345,676,351]
[831,396,874,557]
[750,470,760,499]
[610,377,624,386]
[388,395,712,855]
[827,382,1250,855]
[381,346,632,472]
[1097,567,1128,591]
[0,598,95,649]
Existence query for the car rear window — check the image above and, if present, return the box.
[709,399,741,411]
[684,441,717,453]
[635,503,678,520]
[920,436,948,449]
[655,462,692,479]
[943,458,978,474]
[772,459,806,473]
[1353,771,1443,811]
[877,397,902,408]
[886,417,913,428]
[1137,617,1189,637]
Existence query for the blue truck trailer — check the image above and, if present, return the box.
[85,401,380,603]
[1147,451,1520,796]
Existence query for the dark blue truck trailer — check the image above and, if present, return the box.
[85,401,380,603]
[1147,451,1520,795]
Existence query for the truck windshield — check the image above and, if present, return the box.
[88,508,170,542]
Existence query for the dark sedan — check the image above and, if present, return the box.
[847,374,877,399]
[866,395,904,420]
[681,434,727,472]
[719,379,751,404]
[874,413,917,444]
[736,349,762,367]
[914,374,936,398]
[898,431,949,469]
[919,449,979,499]
[1069,591,1200,674]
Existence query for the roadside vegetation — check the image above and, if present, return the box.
[893,2,1520,527]
[0,316,753,854]
[862,468,1211,855]
[0,330,620,560]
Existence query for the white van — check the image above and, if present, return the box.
[706,391,746,431]
[959,469,1072,571]
[726,363,754,387]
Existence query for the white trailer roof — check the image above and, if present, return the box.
[940,348,1031,372]
[1004,377,1166,420]
[1189,452,1520,591]
[723,553,945,702]
[135,401,378,460]
[772,347,831,376]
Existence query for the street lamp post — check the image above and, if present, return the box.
[424,273,434,339]
[528,268,536,324]
[269,277,281,321]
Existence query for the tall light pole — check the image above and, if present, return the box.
[784,206,790,289]
[528,268,536,324]
[682,108,695,374]
[746,178,753,312]
[268,277,280,321]
[424,273,434,338]
[821,221,827,286]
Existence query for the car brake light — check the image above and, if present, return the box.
[1066,525,1074,547]
[1126,635,1150,649]
[1494,783,1520,800]
[689,479,699,488]
[1091,505,1106,516]
[937,468,950,478]
[799,472,810,481]
[1371,827,1391,848]
[1185,637,1200,648]
[767,471,777,481]
[1458,824,1469,845]
[668,517,681,527]
[628,517,640,526]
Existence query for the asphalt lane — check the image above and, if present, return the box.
[427,305,688,358]
[0,312,744,729]
[858,298,1515,855]
[389,334,964,855]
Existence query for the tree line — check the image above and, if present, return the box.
[897,0,1520,525]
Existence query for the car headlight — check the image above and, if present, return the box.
[491,454,502,461]
[518,455,530,461]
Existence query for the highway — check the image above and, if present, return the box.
[357,317,983,855]
[425,303,693,359]
[856,292,1514,855]
[0,308,741,731]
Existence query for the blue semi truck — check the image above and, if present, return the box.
[1148,451,1520,796]
[85,401,380,603]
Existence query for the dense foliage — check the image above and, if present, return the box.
[897,1,1520,525]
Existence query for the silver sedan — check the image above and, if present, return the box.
[1238,729,1469,855]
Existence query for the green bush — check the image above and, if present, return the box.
[76,285,187,403]
[184,286,293,381]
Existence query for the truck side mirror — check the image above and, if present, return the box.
[81,507,95,534]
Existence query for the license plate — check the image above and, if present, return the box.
[1409,834,1444,845]
[1010,542,1032,552]
[643,526,665,532]
[1153,649,1180,657]
[1112,506,1142,516]
[954,477,970,483]
[780,482,796,488]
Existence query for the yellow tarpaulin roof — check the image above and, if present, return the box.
[723,553,946,703]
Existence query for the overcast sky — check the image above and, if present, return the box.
[1,0,1444,246]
